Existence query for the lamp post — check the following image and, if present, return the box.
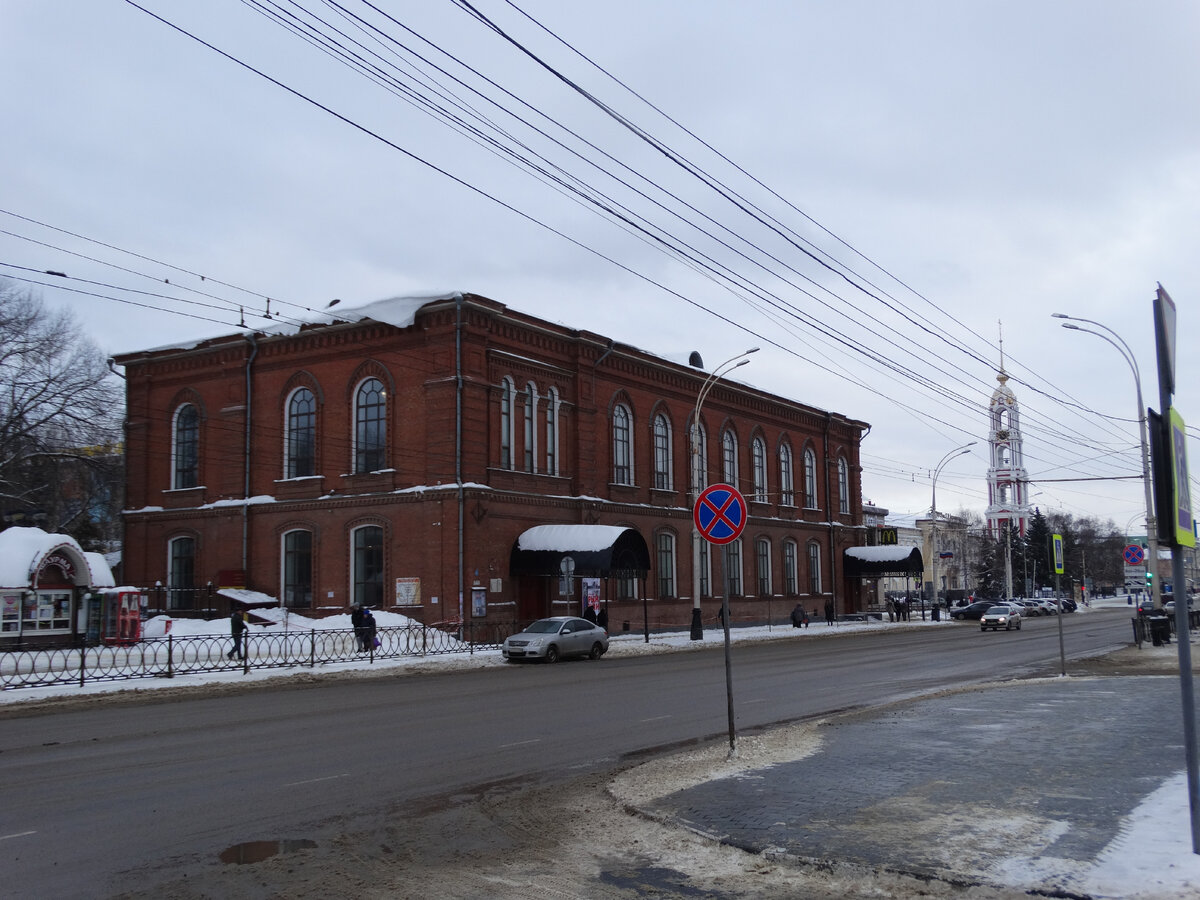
[1053,313,1161,609]
[689,348,758,640]
[930,442,976,612]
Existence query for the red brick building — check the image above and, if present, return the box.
[115,293,868,631]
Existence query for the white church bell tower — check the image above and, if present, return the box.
[986,334,1030,538]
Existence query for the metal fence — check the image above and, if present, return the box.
[0,622,516,692]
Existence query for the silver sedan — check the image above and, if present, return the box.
[502,616,609,663]
[980,604,1022,632]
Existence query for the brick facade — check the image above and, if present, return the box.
[115,293,868,630]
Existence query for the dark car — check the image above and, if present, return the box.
[951,600,1000,621]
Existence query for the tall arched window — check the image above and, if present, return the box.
[652,413,672,490]
[837,456,850,514]
[354,378,386,473]
[751,436,768,502]
[725,539,742,596]
[783,539,799,596]
[803,448,818,508]
[689,418,707,494]
[545,387,559,476]
[722,429,738,488]
[755,538,772,596]
[612,403,633,485]
[286,388,316,478]
[282,529,313,608]
[656,531,676,598]
[523,382,537,473]
[499,376,515,470]
[352,525,384,607]
[168,536,195,609]
[172,404,199,489]
[807,541,822,594]
[779,443,794,506]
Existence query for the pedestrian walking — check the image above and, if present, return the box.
[363,608,377,651]
[824,599,835,626]
[597,607,609,632]
[227,608,248,660]
[886,598,895,622]
[351,604,367,651]
[790,603,809,629]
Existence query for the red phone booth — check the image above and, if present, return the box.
[103,591,146,645]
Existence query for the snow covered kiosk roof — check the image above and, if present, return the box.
[510,525,651,578]
[0,526,113,590]
[843,545,924,578]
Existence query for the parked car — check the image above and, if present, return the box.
[1059,597,1077,613]
[980,604,1022,631]
[1036,599,1060,616]
[502,616,609,663]
[951,600,1000,621]
[1014,599,1041,617]
[1137,598,1162,616]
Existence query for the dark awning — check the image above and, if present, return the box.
[843,546,924,578]
[510,525,651,578]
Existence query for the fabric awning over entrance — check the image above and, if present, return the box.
[843,545,924,578]
[510,525,651,577]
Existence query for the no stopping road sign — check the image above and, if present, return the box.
[694,483,748,545]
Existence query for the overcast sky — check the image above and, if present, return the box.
[2,1,1197,531]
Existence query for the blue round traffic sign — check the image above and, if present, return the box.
[694,484,748,545]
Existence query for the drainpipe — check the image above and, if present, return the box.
[243,334,258,580]
[824,413,836,614]
[455,293,464,627]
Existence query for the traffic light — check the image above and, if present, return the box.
[1146,570,1154,586]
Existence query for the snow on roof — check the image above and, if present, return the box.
[516,524,630,552]
[218,588,279,607]
[845,545,919,562]
[0,526,105,588]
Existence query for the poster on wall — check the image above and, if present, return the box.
[583,578,601,614]
[471,587,486,618]
[394,577,421,606]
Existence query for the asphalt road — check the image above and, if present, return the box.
[0,609,1132,898]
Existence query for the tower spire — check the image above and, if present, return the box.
[998,319,1006,376]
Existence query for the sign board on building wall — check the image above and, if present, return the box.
[394,577,421,606]
[471,587,486,617]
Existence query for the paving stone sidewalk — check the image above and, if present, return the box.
[645,676,1185,892]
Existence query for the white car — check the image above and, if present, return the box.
[980,604,1022,632]
[502,616,609,663]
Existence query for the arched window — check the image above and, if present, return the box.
[285,388,316,478]
[689,418,708,494]
[783,539,799,596]
[751,436,768,502]
[725,539,742,596]
[352,525,384,607]
[499,376,515,469]
[779,443,794,506]
[523,382,537,473]
[354,378,386,474]
[282,529,313,609]
[755,538,772,596]
[172,404,199,489]
[545,387,559,476]
[803,448,817,508]
[652,413,672,490]
[168,536,195,609]
[656,531,676,598]
[722,429,738,488]
[612,403,633,485]
[837,456,850,514]
[807,541,822,594]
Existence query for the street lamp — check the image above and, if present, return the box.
[689,348,758,640]
[930,442,976,613]
[1053,313,1161,609]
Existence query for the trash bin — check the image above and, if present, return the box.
[932,605,941,621]
[1150,616,1171,646]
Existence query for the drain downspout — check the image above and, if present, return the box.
[824,413,836,614]
[243,334,258,581]
[455,293,464,629]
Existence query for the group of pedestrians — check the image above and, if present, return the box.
[885,597,912,622]
[350,604,378,652]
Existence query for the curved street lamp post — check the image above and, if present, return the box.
[689,348,758,640]
[1053,313,1161,609]
[930,443,976,612]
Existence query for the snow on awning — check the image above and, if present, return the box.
[843,545,924,578]
[0,526,107,589]
[510,525,651,577]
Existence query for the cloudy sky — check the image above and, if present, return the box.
[2,0,1197,530]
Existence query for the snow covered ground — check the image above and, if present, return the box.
[4,594,1198,898]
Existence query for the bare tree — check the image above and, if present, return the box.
[0,279,123,546]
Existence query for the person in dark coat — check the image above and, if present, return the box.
[350,604,365,651]
[363,608,377,651]
[824,599,835,625]
[790,603,808,629]
[583,605,598,623]
[597,607,609,632]
[227,609,247,660]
